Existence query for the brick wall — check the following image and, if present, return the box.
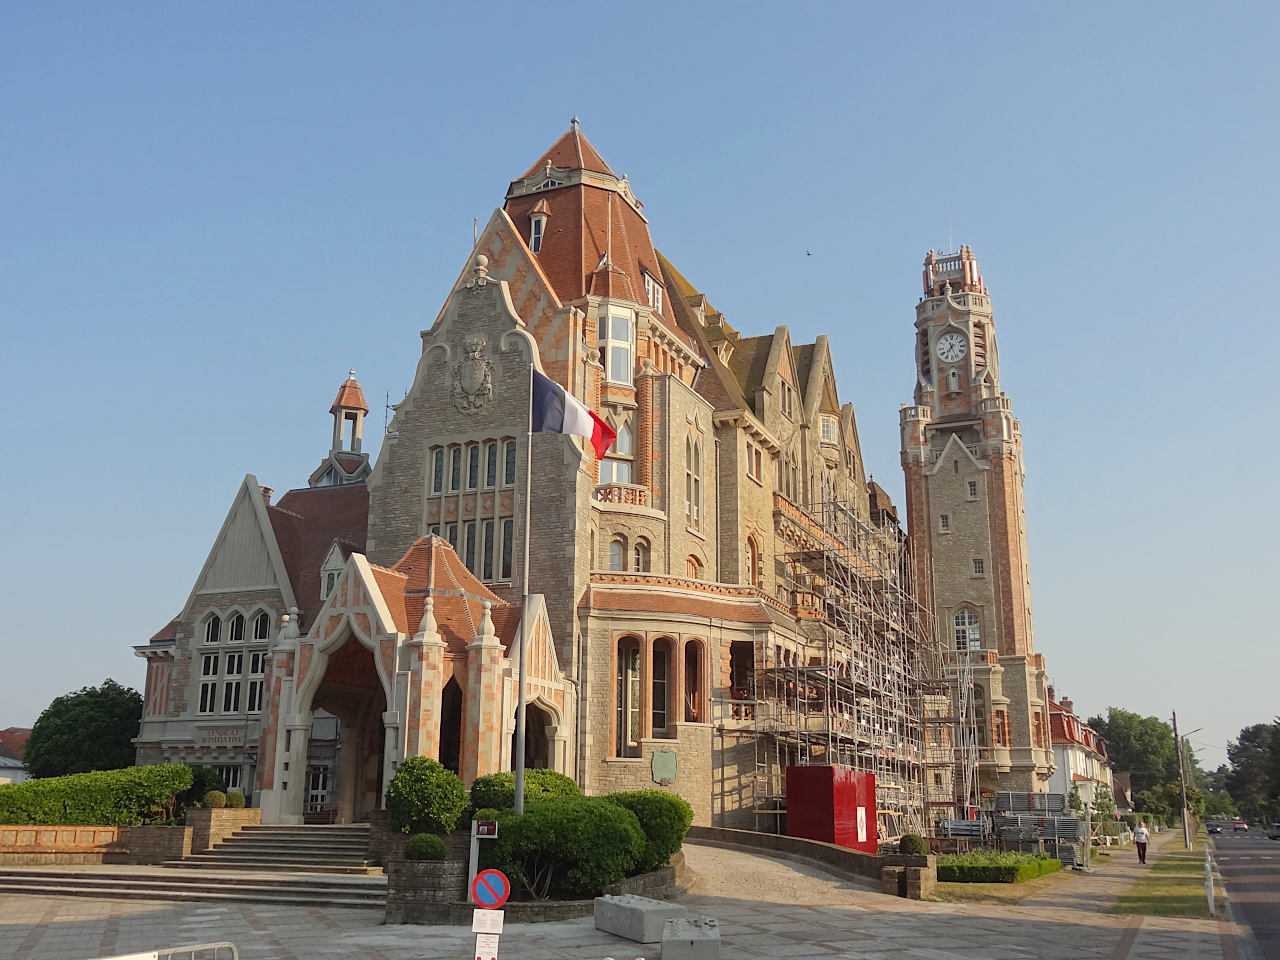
[0,825,191,865]
[187,807,261,852]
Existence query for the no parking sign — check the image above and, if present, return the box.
[471,868,511,908]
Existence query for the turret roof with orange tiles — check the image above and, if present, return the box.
[331,370,368,414]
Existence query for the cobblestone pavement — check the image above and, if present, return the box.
[0,832,1252,960]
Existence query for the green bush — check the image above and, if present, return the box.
[469,769,580,811]
[937,851,1058,883]
[386,756,467,835]
[203,790,227,808]
[480,796,644,899]
[602,790,693,872]
[898,833,929,856]
[0,764,194,826]
[404,833,446,861]
[226,790,246,809]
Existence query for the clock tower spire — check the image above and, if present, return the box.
[901,246,1055,795]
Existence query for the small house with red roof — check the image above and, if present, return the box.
[1048,689,1113,808]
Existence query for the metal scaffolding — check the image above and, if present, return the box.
[735,496,962,839]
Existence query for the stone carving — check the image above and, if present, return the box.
[453,336,494,414]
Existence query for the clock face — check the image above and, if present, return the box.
[936,332,968,363]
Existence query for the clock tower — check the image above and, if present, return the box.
[900,246,1055,795]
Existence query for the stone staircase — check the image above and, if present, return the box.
[166,823,381,875]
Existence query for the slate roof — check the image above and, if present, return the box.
[268,484,369,631]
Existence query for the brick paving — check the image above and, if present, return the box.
[0,831,1253,960]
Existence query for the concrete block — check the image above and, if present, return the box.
[661,916,720,960]
[594,893,688,944]
[881,865,905,896]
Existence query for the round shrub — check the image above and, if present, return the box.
[403,833,446,861]
[203,790,227,809]
[481,796,643,899]
[898,833,928,856]
[226,790,246,809]
[469,769,580,811]
[386,755,467,835]
[602,790,694,872]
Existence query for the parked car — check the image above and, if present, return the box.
[1207,822,1223,835]
[1267,823,1280,840]
[1233,820,1249,831]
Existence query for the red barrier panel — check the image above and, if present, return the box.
[785,766,877,854]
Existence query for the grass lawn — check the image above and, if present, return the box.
[933,866,1072,905]
[1109,838,1223,918]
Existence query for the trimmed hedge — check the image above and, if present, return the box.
[386,756,467,835]
[469,769,580,811]
[0,764,194,826]
[404,833,446,861]
[937,851,1062,883]
[203,790,227,808]
[602,790,693,872]
[226,790,246,809]
[480,796,644,899]
[898,833,929,856]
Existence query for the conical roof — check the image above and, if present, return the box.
[331,370,369,414]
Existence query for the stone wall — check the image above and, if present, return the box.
[686,825,931,882]
[0,825,192,865]
[187,807,261,852]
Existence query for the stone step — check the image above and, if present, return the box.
[166,857,382,875]
[0,868,384,890]
[238,825,371,835]
[0,870,385,908]
[211,841,373,855]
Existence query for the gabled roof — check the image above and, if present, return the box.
[726,335,775,413]
[658,252,751,414]
[147,617,180,644]
[867,481,898,522]
[0,728,30,762]
[331,372,369,414]
[269,484,369,631]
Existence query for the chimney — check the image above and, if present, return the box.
[260,486,273,505]
[1047,684,1056,703]
[1061,697,1074,715]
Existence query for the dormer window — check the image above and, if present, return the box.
[643,273,664,312]
[529,214,546,254]
[820,415,839,444]
[537,177,562,191]
[602,311,635,385]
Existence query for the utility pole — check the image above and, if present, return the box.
[1172,710,1191,849]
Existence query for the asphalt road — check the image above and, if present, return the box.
[1214,829,1280,960]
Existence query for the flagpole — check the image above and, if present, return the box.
[513,362,534,815]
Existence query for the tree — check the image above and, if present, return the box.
[1226,721,1280,824]
[23,680,143,779]
[1086,707,1180,795]
[1092,786,1117,820]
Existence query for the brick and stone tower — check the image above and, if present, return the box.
[900,246,1054,795]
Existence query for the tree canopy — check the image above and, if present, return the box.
[1085,707,1180,795]
[1226,721,1280,824]
[23,680,142,779]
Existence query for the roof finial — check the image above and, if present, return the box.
[570,115,580,129]
[348,369,356,380]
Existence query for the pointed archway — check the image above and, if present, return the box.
[511,701,552,771]
[439,677,463,774]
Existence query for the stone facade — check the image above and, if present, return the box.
[900,246,1056,798]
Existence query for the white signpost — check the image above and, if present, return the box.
[467,820,499,903]
[474,932,500,960]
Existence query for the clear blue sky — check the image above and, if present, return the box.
[4,2,1275,770]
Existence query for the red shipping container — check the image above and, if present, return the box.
[785,765,877,854]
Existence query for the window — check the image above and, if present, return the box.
[228,614,245,644]
[973,558,985,575]
[954,610,981,651]
[467,445,480,489]
[602,312,634,384]
[450,447,462,491]
[198,681,217,714]
[820,416,839,444]
[501,518,514,580]
[685,555,702,580]
[482,519,495,581]
[994,710,1008,747]
[746,441,762,482]
[652,643,670,732]
[202,654,219,677]
[536,177,562,191]
[644,273,663,313]
[529,216,544,254]
[685,437,701,529]
[609,538,626,572]
[600,420,634,484]
[940,514,950,531]
[633,539,650,573]
[249,651,266,675]
[504,441,518,485]
[447,523,459,552]
[224,652,243,676]
[746,537,761,588]
[325,572,336,598]
[933,772,944,786]
[204,616,221,645]
[464,522,477,571]
[684,642,702,721]
[485,442,498,487]
[432,448,445,493]
[615,638,641,757]
[781,381,795,419]
[972,684,988,747]
[968,480,978,499]
[222,679,241,713]
[216,766,242,790]
[252,611,271,641]
[246,679,264,713]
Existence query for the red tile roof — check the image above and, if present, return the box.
[0,728,31,762]
[516,125,616,179]
[331,374,369,414]
[147,617,180,644]
[269,484,369,630]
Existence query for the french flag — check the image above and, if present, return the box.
[531,369,616,459]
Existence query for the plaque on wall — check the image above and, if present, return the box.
[651,748,677,786]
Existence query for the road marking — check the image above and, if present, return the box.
[1110,916,1142,960]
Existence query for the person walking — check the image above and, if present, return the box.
[1134,821,1150,864]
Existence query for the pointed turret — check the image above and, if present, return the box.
[309,371,373,487]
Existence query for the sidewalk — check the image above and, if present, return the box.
[0,835,1253,960]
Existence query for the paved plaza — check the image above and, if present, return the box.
[0,832,1255,960]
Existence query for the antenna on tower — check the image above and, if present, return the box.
[384,389,391,436]
[946,200,953,253]
[473,217,478,245]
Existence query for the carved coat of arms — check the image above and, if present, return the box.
[453,337,494,413]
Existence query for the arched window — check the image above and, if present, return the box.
[684,641,703,722]
[204,615,221,645]
[609,537,626,572]
[251,611,271,641]
[954,610,981,651]
[685,436,702,529]
[600,419,634,484]
[228,613,245,644]
[652,638,674,734]
[971,684,988,747]
[633,538,650,573]
[615,637,641,757]
[685,555,702,580]
[746,537,761,588]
